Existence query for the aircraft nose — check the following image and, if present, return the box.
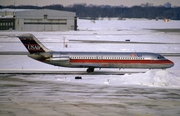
[167,60,174,68]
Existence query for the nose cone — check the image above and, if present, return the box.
[167,60,174,68]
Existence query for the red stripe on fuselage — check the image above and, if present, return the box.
[70,59,172,64]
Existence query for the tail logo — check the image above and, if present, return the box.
[17,34,50,54]
[27,45,41,50]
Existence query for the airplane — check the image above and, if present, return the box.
[16,33,174,73]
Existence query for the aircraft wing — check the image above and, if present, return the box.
[72,63,110,68]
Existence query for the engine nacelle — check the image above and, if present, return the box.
[46,56,70,65]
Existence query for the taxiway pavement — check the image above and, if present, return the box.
[0,74,180,116]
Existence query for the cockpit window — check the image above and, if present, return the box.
[157,55,165,59]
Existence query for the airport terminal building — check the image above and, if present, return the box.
[0,9,77,31]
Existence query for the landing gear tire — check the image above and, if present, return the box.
[87,67,94,73]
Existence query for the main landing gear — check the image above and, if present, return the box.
[87,67,94,73]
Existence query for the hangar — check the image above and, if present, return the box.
[15,9,77,31]
[0,9,77,31]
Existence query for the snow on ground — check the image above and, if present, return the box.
[0,19,180,88]
[27,70,180,88]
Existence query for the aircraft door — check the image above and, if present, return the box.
[151,59,155,68]
[151,59,155,64]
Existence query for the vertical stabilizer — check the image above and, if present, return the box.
[17,34,50,54]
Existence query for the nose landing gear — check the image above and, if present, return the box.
[87,67,94,73]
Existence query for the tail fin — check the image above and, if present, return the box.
[17,34,50,54]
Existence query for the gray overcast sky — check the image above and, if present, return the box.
[1,0,180,7]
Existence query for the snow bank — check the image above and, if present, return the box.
[119,70,180,88]
[37,70,180,88]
